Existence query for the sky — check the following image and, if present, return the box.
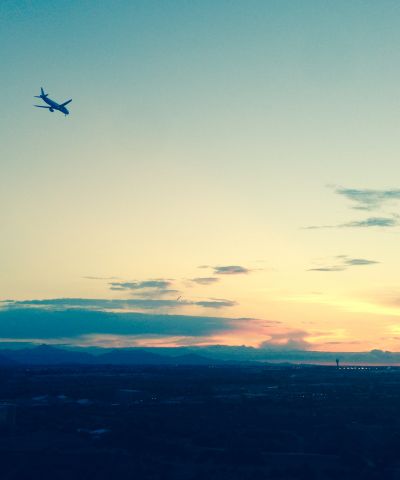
[2,0,400,351]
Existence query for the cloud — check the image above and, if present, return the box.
[109,280,172,291]
[260,330,312,350]
[213,265,250,275]
[345,258,378,266]
[0,306,243,340]
[3,295,237,312]
[305,186,400,230]
[305,216,399,229]
[308,256,379,272]
[341,217,399,228]
[237,317,281,325]
[194,299,237,308]
[335,187,400,211]
[3,298,185,310]
[190,277,219,285]
[308,266,346,272]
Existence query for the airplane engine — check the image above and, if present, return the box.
[49,108,54,112]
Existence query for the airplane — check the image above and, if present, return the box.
[34,88,72,116]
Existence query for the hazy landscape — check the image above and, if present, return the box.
[2,363,400,479]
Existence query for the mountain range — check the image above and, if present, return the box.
[0,344,221,366]
[0,344,399,365]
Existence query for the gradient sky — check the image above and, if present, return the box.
[2,0,400,351]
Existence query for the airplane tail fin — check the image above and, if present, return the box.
[35,87,48,98]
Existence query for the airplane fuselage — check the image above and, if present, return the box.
[42,95,69,115]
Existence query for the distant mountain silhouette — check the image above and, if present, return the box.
[95,349,220,365]
[3,344,94,365]
[2,344,398,366]
[95,348,171,365]
[0,345,219,366]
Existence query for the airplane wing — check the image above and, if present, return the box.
[60,99,72,107]
[34,105,51,108]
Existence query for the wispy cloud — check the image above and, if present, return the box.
[342,217,399,228]
[190,277,219,285]
[2,296,237,312]
[84,276,120,280]
[109,280,173,291]
[195,299,237,308]
[308,255,379,272]
[335,187,400,211]
[2,298,185,310]
[213,265,251,275]
[306,186,400,230]
[308,266,346,272]
[344,258,379,266]
[305,216,399,229]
